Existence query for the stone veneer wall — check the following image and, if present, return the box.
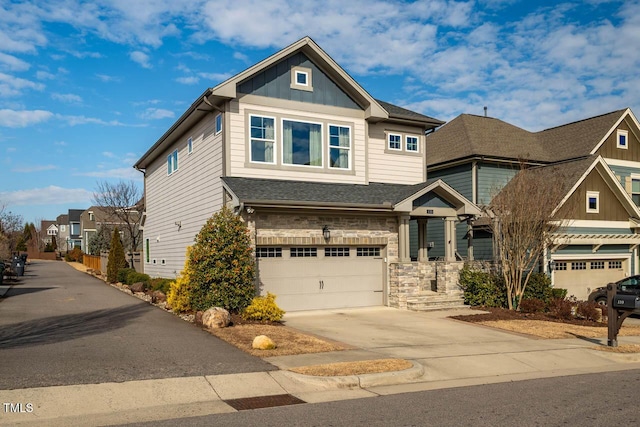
[242,210,399,261]
[389,261,466,309]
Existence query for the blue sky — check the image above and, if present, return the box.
[1,0,639,225]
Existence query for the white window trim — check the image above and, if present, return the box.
[295,70,308,86]
[249,114,277,165]
[328,123,352,170]
[617,129,629,149]
[280,117,324,168]
[215,113,222,135]
[167,149,179,175]
[586,190,599,213]
[388,133,402,151]
[187,137,193,154]
[290,66,313,92]
[406,135,419,152]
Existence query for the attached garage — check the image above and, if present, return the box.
[552,257,629,301]
[256,246,385,311]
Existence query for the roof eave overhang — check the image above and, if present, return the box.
[393,179,482,216]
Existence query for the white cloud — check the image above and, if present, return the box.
[52,93,83,103]
[139,108,175,120]
[76,167,143,181]
[0,72,45,97]
[0,186,92,206]
[54,141,67,146]
[232,51,250,63]
[11,164,57,173]
[130,50,152,68]
[0,52,30,71]
[198,72,232,83]
[35,70,55,80]
[102,151,116,158]
[175,76,199,85]
[96,74,120,83]
[0,109,53,128]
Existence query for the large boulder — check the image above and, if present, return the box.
[252,335,277,350]
[202,307,231,329]
[130,282,146,293]
[151,290,166,304]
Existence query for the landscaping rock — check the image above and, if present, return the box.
[195,311,204,326]
[130,282,146,293]
[252,335,276,350]
[202,307,231,329]
[151,290,166,304]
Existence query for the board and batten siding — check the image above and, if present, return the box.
[228,99,367,184]
[368,122,426,185]
[596,119,640,161]
[557,169,629,221]
[144,113,224,278]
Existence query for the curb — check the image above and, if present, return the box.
[273,361,424,390]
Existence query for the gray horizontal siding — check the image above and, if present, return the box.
[559,226,634,235]
[554,244,632,255]
[476,163,518,205]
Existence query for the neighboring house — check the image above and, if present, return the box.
[56,214,69,252]
[40,220,58,247]
[134,37,481,311]
[80,206,141,254]
[426,109,640,300]
[67,209,84,250]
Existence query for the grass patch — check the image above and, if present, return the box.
[591,344,640,353]
[290,359,413,377]
[477,319,640,339]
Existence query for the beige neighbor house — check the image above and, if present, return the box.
[134,37,481,311]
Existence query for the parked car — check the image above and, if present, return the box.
[588,275,640,310]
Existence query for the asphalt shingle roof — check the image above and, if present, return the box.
[376,99,444,126]
[427,110,626,166]
[222,177,431,207]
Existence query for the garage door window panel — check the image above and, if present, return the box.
[555,261,567,271]
[325,247,350,257]
[609,260,622,269]
[590,261,604,269]
[256,247,282,258]
[357,247,380,257]
[290,247,317,257]
[571,262,586,270]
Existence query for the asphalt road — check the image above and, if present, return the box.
[128,369,640,426]
[0,260,275,390]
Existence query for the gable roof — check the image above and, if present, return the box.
[222,177,435,210]
[135,37,441,169]
[495,155,640,219]
[427,109,630,167]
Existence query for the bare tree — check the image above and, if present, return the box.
[0,204,24,258]
[92,180,144,260]
[488,162,576,310]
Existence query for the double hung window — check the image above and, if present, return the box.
[329,125,350,169]
[167,149,178,175]
[250,115,275,163]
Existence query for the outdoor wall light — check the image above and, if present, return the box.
[548,260,555,271]
[322,225,330,240]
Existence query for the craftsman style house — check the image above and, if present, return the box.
[135,37,480,311]
[426,109,640,300]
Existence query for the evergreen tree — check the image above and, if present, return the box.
[187,206,256,312]
[106,227,128,283]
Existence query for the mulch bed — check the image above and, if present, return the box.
[450,307,607,328]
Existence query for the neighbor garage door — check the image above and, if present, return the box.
[552,258,628,301]
[256,246,384,311]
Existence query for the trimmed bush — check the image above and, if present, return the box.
[187,206,256,312]
[550,288,568,300]
[548,297,574,320]
[459,267,506,308]
[149,278,172,294]
[64,247,83,263]
[126,272,151,286]
[519,298,546,313]
[117,268,135,284]
[577,300,601,322]
[522,273,553,304]
[242,292,285,322]
[107,227,128,283]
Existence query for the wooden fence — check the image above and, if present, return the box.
[83,254,101,271]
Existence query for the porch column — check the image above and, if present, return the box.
[398,214,411,262]
[417,219,428,261]
[444,217,457,262]
[467,218,474,261]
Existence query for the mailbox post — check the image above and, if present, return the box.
[607,283,640,347]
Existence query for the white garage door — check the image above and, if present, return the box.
[552,258,628,301]
[256,246,384,311]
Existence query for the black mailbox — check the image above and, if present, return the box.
[612,294,640,310]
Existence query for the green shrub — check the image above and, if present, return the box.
[550,288,568,300]
[117,268,135,283]
[187,206,256,312]
[167,274,192,313]
[107,227,128,283]
[519,298,546,313]
[242,292,285,322]
[149,278,172,294]
[458,267,506,308]
[522,273,554,303]
[126,272,151,286]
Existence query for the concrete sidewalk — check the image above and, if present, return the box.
[2,307,640,426]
